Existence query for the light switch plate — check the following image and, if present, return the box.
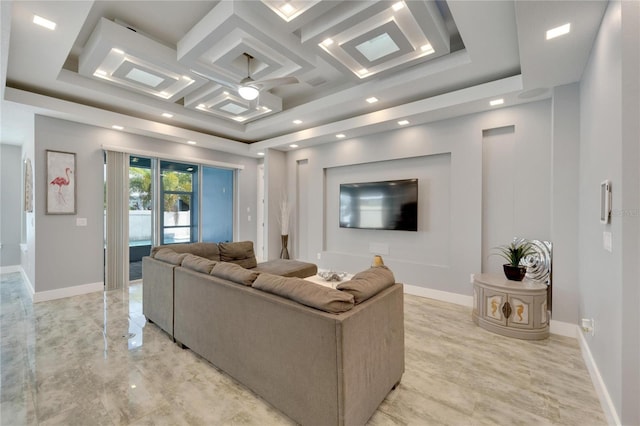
[76,218,87,227]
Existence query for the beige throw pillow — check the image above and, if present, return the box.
[153,248,188,265]
[253,273,355,313]
[218,241,258,269]
[337,266,395,304]
[181,254,217,274]
[210,262,259,286]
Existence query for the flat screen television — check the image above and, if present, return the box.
[339,179,418,231]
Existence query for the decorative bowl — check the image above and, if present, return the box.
[317,271,347,282]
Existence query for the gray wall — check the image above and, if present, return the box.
[579,1,640,424]
[0,144,22,266]
[31,116,258,293]
[285,100,558,311]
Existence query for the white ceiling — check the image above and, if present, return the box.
[1,0,607,156]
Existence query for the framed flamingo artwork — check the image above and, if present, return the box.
[46,150,76,214]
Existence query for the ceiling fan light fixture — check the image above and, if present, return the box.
[238,85,259,100]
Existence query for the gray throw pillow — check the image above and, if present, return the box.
[210,262,259,286]
[153,248,188,266]
[182,254,217,274]
[337,266,395,304]
[253,273,355,314]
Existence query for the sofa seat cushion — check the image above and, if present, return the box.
[253,273,354,313]
[218,241,258,269]
[337,266,396,304]
[153,248,189,265]
[151,242,220,261]
[210,262,259,286]
[253,259,318,278]
[182,254,217,274]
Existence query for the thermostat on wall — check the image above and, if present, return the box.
[600,180,611,224]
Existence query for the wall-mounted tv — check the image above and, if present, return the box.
[339,179,418,231]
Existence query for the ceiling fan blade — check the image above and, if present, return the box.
[251,76,299,91]
[190,69,239,91]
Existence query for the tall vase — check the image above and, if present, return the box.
[280,234,290,259]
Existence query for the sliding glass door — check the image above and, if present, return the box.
[201,166,234,243]
[160,161,198,244]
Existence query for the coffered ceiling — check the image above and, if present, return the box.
[1,0,607,156]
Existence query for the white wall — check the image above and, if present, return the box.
[30,116,258,296]
[578,1,640,424]
[286,100,557,307]
[0,144,22,266]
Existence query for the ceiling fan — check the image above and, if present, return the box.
[193,53,299,101]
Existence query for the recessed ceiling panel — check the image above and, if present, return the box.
[79,18,206,102]
[184,82,283,123]
[260,0,321,22]
[177,2,315,86]
[308,0,450,79]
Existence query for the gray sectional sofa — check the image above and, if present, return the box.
[142,241,405,425]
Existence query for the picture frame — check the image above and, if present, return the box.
[46,150,76,215]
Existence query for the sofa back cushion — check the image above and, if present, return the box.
[151,243,220,261]
[253,273,354,313]
[182,254,217,274]
[153,248,188,265]
[218,241,257,269]
[210,262,259,286]
[336,266,396,304]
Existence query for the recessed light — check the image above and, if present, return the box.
[95,70,107,76]
[112,48,125,55]
[280,3,295,15]
[112,125,123,130]
[198,104,206,108]
[358,69,368,76]
[182,75,193,81]
[223,91,229,96]
[289,144,299,148]
[366,97,378,104]
[421,44,435,55]
[398,120,410,126]
[322,38,334,47]
[293,119,302,124]
[546,23,571,40]
[336,134,346,139]
[392,2,405,12]
[489,98,504,106]
[257,152,265,156]
[162,113,173,118]
[33,15,56,30]
[130,384,136,389]
[187,140,197,145]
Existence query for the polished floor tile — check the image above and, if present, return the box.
[0,272,606,425]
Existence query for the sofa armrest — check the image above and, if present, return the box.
[337,284,405,425]
[142,256,176,338]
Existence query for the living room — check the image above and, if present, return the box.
[1,0,638,424]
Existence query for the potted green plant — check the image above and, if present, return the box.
[493,241,536,281]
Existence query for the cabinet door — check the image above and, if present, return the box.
[534,295,549,328]
[482,288,507,325]
[506,294,535,329]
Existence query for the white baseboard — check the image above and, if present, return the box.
[403,283,474,307]
[549,320,578,338]
[405,283,578,339]
[33,281,104,303]
[578,331,621,426]
[0,265,22,274]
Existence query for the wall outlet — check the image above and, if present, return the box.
[581,318,595,336]
[470,273,475,284]
[603,231,612,252]
[317,252,321,260]
[76,218,87,227]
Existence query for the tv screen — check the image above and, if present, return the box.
[339,179,418,231]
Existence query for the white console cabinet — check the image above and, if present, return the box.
[472,273,549,340]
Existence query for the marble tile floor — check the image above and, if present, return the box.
[0,271,606,425]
